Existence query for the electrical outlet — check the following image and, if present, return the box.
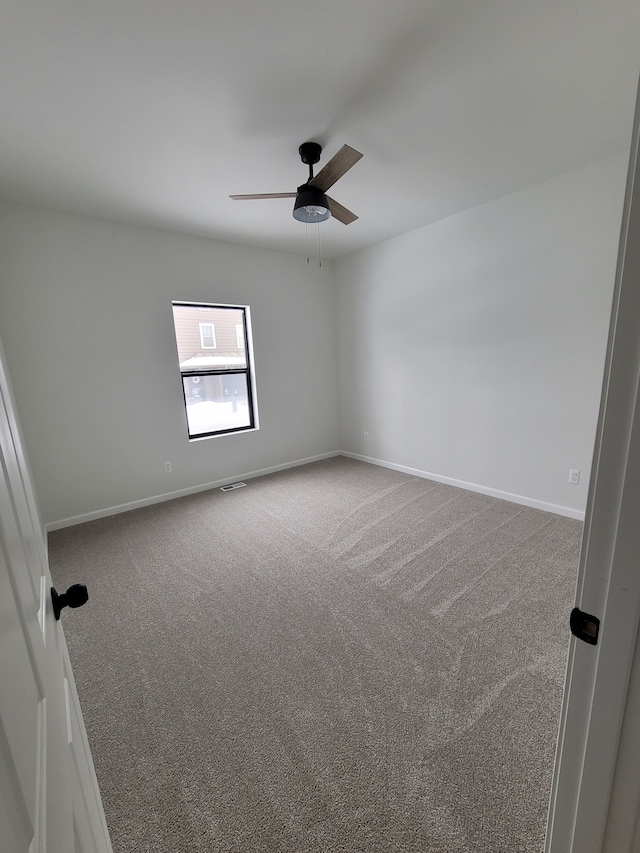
[364,431,369,441]
[569,468,580,484]
[164,461,172,473]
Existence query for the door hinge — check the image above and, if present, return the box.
[570,607,600,645]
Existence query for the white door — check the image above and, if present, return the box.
[0,335,111,852]
[546,72,640,852]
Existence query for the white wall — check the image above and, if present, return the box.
[334,154,628,516]
[0,153,627,527]
[0,204,339,526]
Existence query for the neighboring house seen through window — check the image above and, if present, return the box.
[172,302,257,439]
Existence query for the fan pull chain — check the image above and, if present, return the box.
[304,219,322,268]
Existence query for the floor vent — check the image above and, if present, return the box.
[220,482,247,492]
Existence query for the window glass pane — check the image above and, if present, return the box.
[173,305,247,370]
[183,374,252,437]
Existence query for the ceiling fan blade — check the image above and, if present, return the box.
[327,196,358,225]
[309,145,363,192]
[230,193,297,200]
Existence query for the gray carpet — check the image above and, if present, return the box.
[48,457,581,852]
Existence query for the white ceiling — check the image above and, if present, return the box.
[1,0,639,259]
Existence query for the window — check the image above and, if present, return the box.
[199,323,217,349]
[172,302,257,439]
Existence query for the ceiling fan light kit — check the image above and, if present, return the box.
[292,185,330,223]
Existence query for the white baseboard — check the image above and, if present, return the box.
[45,451,340,532]
[46,448,585,531]
[339,451,586,521]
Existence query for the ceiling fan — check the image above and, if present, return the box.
[230,142,363,225]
